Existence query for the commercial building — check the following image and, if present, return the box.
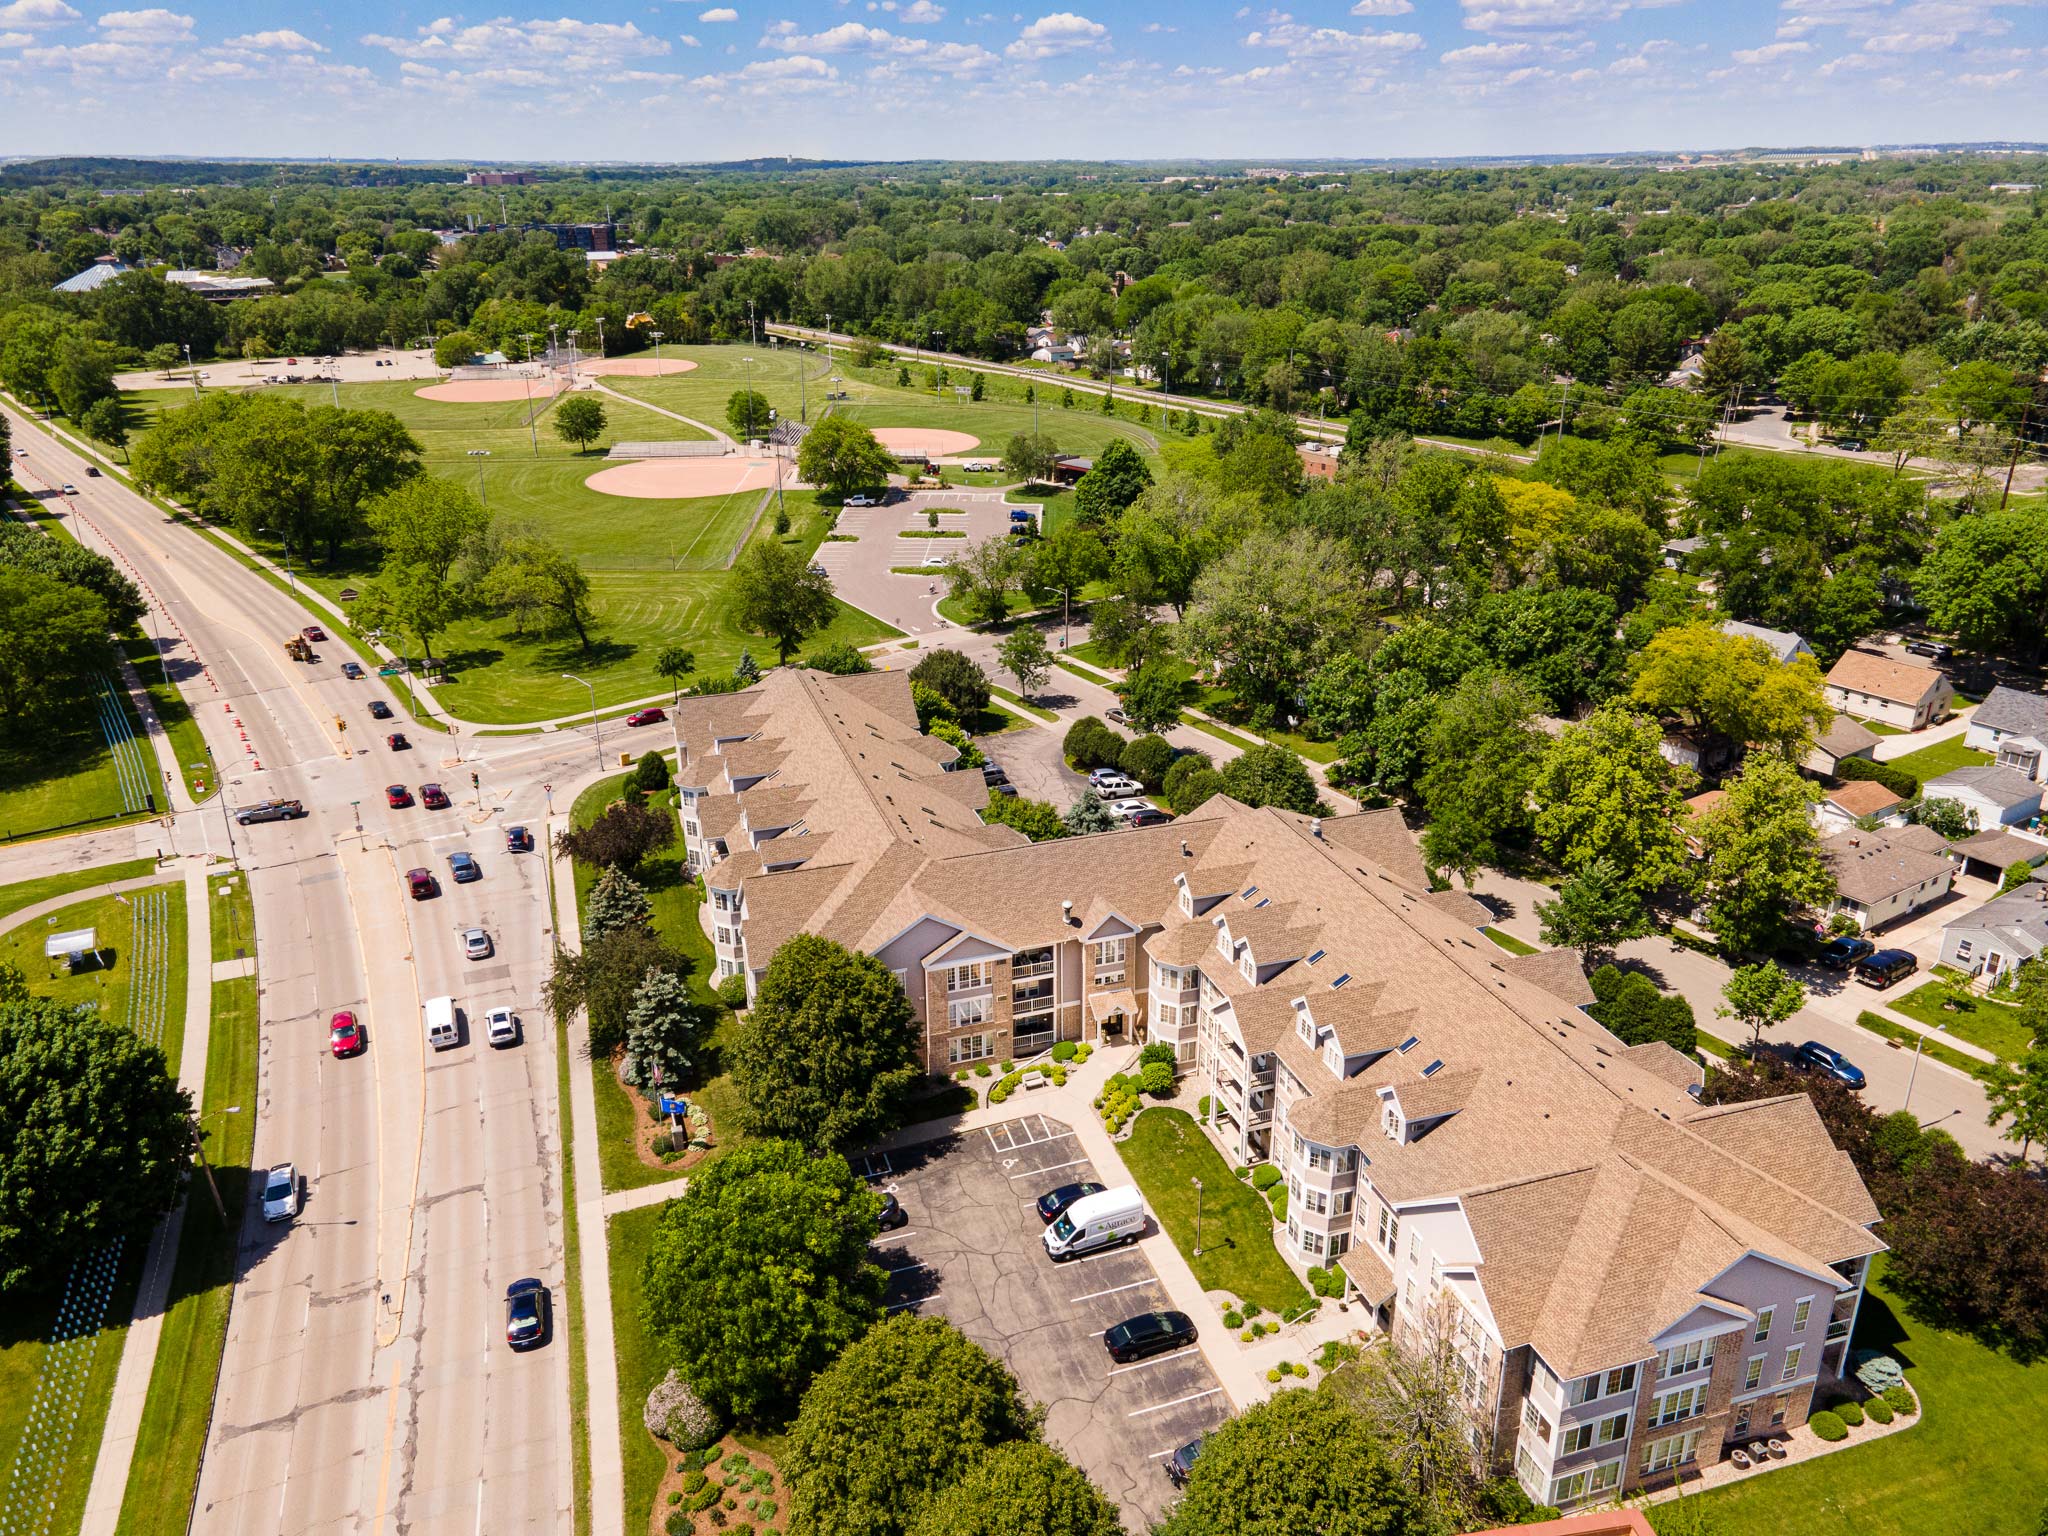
[671,666,1885,1510]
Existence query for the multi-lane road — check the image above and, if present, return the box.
[7,410,596,1536]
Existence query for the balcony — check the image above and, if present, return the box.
[1012,977,1055,1007]
[1013,955,1054,981]
[1826,1318,1852,1343]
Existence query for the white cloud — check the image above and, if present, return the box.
[1864,28,1957,49]
[1350,0,1415,11]
[1731,38,1812,60]
[0,28,32,42]
[1142,20,1176,31]
[1005,10,1106,58]
[1458,0,1678,30]
[0,0,79,23]
[94,6,190,40]
[1441,39,1533,64]
[698,6,737,19]
[361,16,671,71]
[1245,19,1424,55]
[896,0,945,18]
[760,19,910,51]
[919,38,999,69]
[222,28,324,52]
[679,31,700,44]
[1955,64,2021,82]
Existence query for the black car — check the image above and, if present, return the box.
[1166,1437,1204,1487]
[1818,936,1875,971]
[1794,1040,1867,1089]
[368,699,393,720]
[1105,1310,1196,1364]
[1036,1181,1106,1224]
[505,1278,550,1350]
[877,1192,909,1230]
[341,661,364,679]
[1854,949,1918,989]
[1127,809,1174,828]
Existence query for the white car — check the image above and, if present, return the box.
[921,551,952,567]
[843,493,882,508]
[1107,798,1152,821]
[485,1007,520,1048]
[261,1163,300,1223]
[464,927,493,960]
[1090,774,1143,797]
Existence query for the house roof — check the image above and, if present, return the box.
[1941,882,2048,957]
[1947,827,2048,869]
[1812,713,1881,760]
[1720,620,1809,663]
[54,259,130,293]
[1824,779,1904,819]
[1823,829,1955,905]
[1824,650,1949,707]
[1971,685,2048,740]
[1928,764,2045,812]
[1501,947,1597,1008]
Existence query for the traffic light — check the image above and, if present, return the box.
[471,772,479,790]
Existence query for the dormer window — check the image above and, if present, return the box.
[1382,1103,1400,1140]
[1298,1015,1316,1045]
[1179,888,1193,917]
[1240,952,1255,981]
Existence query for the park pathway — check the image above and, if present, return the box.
[587,380,732,448]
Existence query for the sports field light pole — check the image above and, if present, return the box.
[563,673,602,769]
[650,329,663,371]
[182,343,199,398]
[823,312,831,367]
[744,355,757,441]
[467,449,490,507]
[932,329,945,394]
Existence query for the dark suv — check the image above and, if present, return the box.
[1854,949,1918,989]
[1818,936,1875,971]
[1104,1310,1196,1364]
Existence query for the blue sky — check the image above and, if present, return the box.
[0,0,2042,162]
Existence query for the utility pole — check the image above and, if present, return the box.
[799,343,808,423]
[748,298,757,348]
[2001,405,2031,509]
[823,312,832,368]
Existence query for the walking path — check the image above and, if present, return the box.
[587,379,731,447]
[79,858,215,1536]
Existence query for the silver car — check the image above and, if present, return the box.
[261,1163,300,1223]
[464,927,493,960]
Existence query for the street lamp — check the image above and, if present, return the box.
[931,329,945,393]
[743,355,757,440]
[257,525,297,593]
[206,747,239,867]
[563,673,601,768]
[182,342,199,398]
[1191,1175,1204,1259]
[467,448,490,506]
[191,1105,242,1228]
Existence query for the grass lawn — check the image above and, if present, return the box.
[208,871,255,965]
[1884,737,1993,784]
[121,637,216,802]
[1119,1108,1310,1315]
[606,1202,673,1534]
[1679,1266,2047,1536]
[0,689,155,842]
[987,683,1058,722]
[1888,981,2035,1063]
[938,590,1043,627]
[1482,926,1540,957]
[825,395,1163,463]
[1181,715,1261,753]
[114,971,258,1536]
[0,885,188,1066]
[1854,1011,1994,1085]
[0,857,156,921]
[1854,717,1908,737]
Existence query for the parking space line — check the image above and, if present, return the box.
[1062,1244,1144,1266]
[885,1293,940,1312]
[1108,1346,1203,1377]
[1009,1157,1091,1180]
[1146,1447,1181,1460]
[1070,1279,1154,1304]
[873,1230,916,1243]
[1128,1388,1223,1418]
[881,1259,932,1275]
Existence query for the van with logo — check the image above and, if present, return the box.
[424,995,459,1051]
[1042,1184,1144,1261]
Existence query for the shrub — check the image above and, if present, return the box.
[684,1472,708,1495]
[1073,1041,1092,1062]
[975,1062,993,1077]
[666,1513,689,1536]
[1052,1040,1077,1061]
[1267,1368,1283,1384]
[1243,1302,1261,1318]
[1162,750,1215,803]
[1866,1397,1894,1424]
[1250,1164,1282,1191]
[1120,733,1176,789]
[1835,1399,1865,1427]
[702,1447,723,1466]
[1269,1190,1288,1223]
[1000,1059,1014,1073]
[1139,1060,1174,1096]
[1051,1068,1067,1086]
[689,1481,723,1512]
[634,749,672,793]
[716,974,748,1009]
[1242,1328,1256,1342]
[758,1502,777,1521]
[1883,1383,1918,1415]
[1167,766,1228,816]
[1198,1094,1211,1120]
[1233,1165,1250,1180]
[669,1490,683,1506]
[1222,1308,1244,1329]
[1139,1041,1177,1069]
[646,1370,724,1451]
[1809,1410,1849,1442]
[1838,755,1920,799]
[1316,1339,1362,1371]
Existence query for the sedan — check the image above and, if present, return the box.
[625,707,666,727]
[385,784,413,809]
[406,867,435,900]
[340,661,364,679]
[1036,1181,1105,1224]
[463,927,493,960]
[261,1163,300,1223]
[505,1278,550,1350]
[1818,936,1875,971]
[1104,1310,1197,1364]
[877,1192,909,1231]
[506,825,534,852]
[448,850,481,883]
[1126,809,1174,828]
[302,625,327,643]
[1166,1437,1204,1488]
[368,699,394,721]
[60,482,77,495]
[386,732,410,751]
[1795,1040,1867,1089]
[1105,708,1130,726]
[1107,798,1152,821]
[485,1007,520,1048]
[420,783,449,810]
[330,1011,365,1058]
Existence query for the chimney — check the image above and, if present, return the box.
[1180,839,1191,857]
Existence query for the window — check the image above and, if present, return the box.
[1650,1385,1705,1428]
[1298,1015,1317,1046]
[1178,887,1192,917]
[1559,1422,1593,1455]
[715,926,732,945]
[947,1033,991,1065]
[1307,949,1326,965]
[1955,939,1974,961]
[1754,1306,1775,1344]
[1793,1297,1813,1333]
[1603,1364,1638,1400]
[1769,1394,1790,1427]
[1332,973,1352,988]
[1377,1206,1398,1252]
[718,958,741,979]
[1093,937,1127,967]
[1781,1346,1803,1383]
[1155,963,1181,990]
[1745,1356,1765,1391]
[1588,1461,1621,1496]
[1523,1402,1551,1442]
[1332,1191,1353,1216]
[1301,1229,1325,1257]
[1641,1430,1698,1475]
[1383,1103,1401,1140]
[1564,1375,1598,1408]
[1658,1339,1713,1379]
[1302,1186,1327,1215]
[947,997,989,1028]
[1398,1035,1420,1054]
[685,819,700,837]
[947,962,986,992]
[1597,1412,1630,1446]
[1732,1403,1752,1438]
[1421,1058,1444,1077]
[1515,1447,1543,1497]
[1328,1233,1350,1259]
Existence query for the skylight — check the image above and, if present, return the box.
[1306,949,1326,965]
[1397,1035,1419,1054]
[1422,1059,1444,1077]
[1241,885,1259,899]
[1331,973,1351,989]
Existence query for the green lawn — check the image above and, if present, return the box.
[208,871,255,965]
[987,683,1058,722]
[824,395,1163,463]
[607,1202,674,1535]
[1854,717,1909,737]
[1679,1267,2047,1536]
[1884,737,1994,784]
[1120,1108,1311,1315]
[121,637,216,802]
[1888,981,2035,1063]
[1482,927,1540,957]
[0,857,157,921]
[0,885,188,1066]
[0,686,156,842]
[1854,1011,1995,1085]
[114,971,258,1536]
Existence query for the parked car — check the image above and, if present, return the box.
[989,782,1018,797]
[261,1163,300,1223]
[448,850,480,883]
[1035,1181,1106,1224]
[505,1278,550,1350]
[1166,1437,1204,1488]
[420,783,449,810]
[301,625,327,643]
[1105,708,1130,726]
[485,1007,519,1048]
[463,927,493,960]
[843,493,883,507]
[921,550,952,567]
[1104,1310,1197,1364]
[368,699,393,720]
[385,784,412,809]
[1087,767,1133,789]
[1854,949,1918,989]
[877,1192,909,1230]
[330,1011,365,1058]
[386,732,410,751]
[340,661,364,679]
[1126,808,1174,828]
[1818,936,1875,971]
[1794,1040,1867,1089]
[1107,798,1152,821]
[981,763,1007,785]
[406,867,435,900]
[1904,639,1954,662]
[1091,775,1143,798]
[506,825,533,852]
[625,707,666,727]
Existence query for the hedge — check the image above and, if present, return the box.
[1882,1383,1917,1415]
[1250,1164,1282,1191]
[1837,755,1920,799]
[1809,1410,1849,1442]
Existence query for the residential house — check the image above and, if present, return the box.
[1803,715,1880,778]
[1815,780,1906,837]
[1682,790,1725,858]
[1964,686,2048,783]
[163,270,275,300]
[1721,621,1813,665]
[1298,444,1342,481]
[1662,535,1706,571]
[1935,880,2048,984]
[1821,651,1953,732]
[1923,765,2044,830]
[672,666,1885,1514]
[1944,827,2048,884]
[1821,825,1955,932]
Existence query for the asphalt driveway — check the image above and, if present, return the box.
[815,488,1039,637]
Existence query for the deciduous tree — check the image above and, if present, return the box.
[906,1441,1122,1536]
[1630,622,1831,760]
[799,417,898,495]
[730,538,837,661]
[554,798,675,873]
[1180,531,1369,712]
[1694,755,1835,954]
[911,647,991,716]
[724,388,771,440]
[1531,706,1698,903]
[996,624,1052,698]
[553,394,608,453]
[1417,670,1546,884]
[1719,961,1808,1054]
[1220,744,1322,815]
[1537,860,1649,963]
[1072,438,1154,526]
[655,644,696,700]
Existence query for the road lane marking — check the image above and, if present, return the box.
[1108,1346,1203,1377]
[1070,1278,1154,1304]
[1128,1387,1223,1418]
[369,1355,403,1536]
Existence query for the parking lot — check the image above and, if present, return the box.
[858,1113,1230,1526]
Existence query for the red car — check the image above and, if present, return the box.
[626,707,666,727]
[406,867,435,900]
[420,783,449,810]
[330,1010,365,1057]
[302,625,327,643]
[385,783,413,808]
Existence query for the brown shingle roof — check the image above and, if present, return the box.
[1339,1242,1398,1307]
[1824,779,1904,818]
[1502,947,1596,1008]
[1825,649,1948,706]
[1824,829,1954,906]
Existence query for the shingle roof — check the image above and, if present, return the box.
[1824,649,1949,706]
[1338,1242,1399,1307]
[1503,947,1597,1008]
[1812,713,1880,760]
[1928,764,2045,811]
[1721,620,1809,663]
[1941,882,2048,956]
[1971,685,2048,739]
[1824,779,1904,818]
[1824,829,1955,905]
[1947,827,2048,869]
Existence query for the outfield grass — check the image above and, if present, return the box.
[1884,736,1993,784]
[607,1202,673,1535]
[1679,1267,2046,1536]
[0,857,157,921]
[1888,980,2034,1063]
[1120,1107,1311,1315]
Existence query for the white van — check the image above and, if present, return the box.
[1043,1184,1145,1261]
[424,995,459,1051]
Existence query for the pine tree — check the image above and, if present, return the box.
[620,968,705,1092]
[735,649,761,685]
[1063,787,1118,835]
[584,867,653,942]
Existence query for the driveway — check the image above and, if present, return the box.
[1717,406,2048,492]
[857,1114,1228,1528]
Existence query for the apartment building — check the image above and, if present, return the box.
[671,668,1884,1507]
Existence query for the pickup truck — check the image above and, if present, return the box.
[235,799,307,825]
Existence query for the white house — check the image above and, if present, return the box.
[1815,780,1907,837]
[1822,651,1954,732]
[1964,686,2048,784]
[1822,826,1956,932]
[1803,715,1881,777]
[1721,621,1813,665]
[1936,881,2048,985]
[1924,765,2045,831]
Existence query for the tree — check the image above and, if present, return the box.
[0,997,193,1293]
[1159,1385,1419,1536]
[633,749,671,793]
[365,476,488,584]
[1719,961,1808,1054]
[79,396,129,459]
[1629,623,1831,761]
[0,524,145,634]
[641,1140,883,1422]
[2001,860,2038,895]
[1694,755,1835,954]
[907,1441,1122,1536]
[802,639,870,674]
[735,649,761,685]
[1002,432,1060,484]
[553,394,607,453]
[618,967,709,1094]
[786,1315,1032,1536]
[1119,661,1185,734]
[1984,1044,2048,1161]
[945,535,1021,626]
[1072,438,1154,526]
[1169,767,1227,815]
[730,538,837,661]
[433,330,483,367]
[1220,744,1322,815]
[928,717,985,770]
[352,563,457,673]
[1914,796,1978,841]
[1587,964,1697,1055]
[1915,507,2048,661]
[583,866,653,942]
[1536,859,1649,963]
[550,923,686,1057]
[981,793,1068,841]
[655,644,696,701]
[1031,523,1108,636]
[729,934,922,1151]
[996,624,1052,698]
[725,388,772,440]
[910,648,991,717]
[1064,786,1118,834]
[484,536,597,650]
[1531,706,1698,904]
[1119,733,1176,790]
[798,417,898,496]
[1180,531,1370,711]
[1416,670,1546,884]
[555,799,675,873]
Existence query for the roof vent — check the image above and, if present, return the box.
[1180,839,1191,857]
[1062,899,1075,925]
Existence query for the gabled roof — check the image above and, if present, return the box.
[1824,830,1953,904]
[1971,684,2048,739]
[1824,779,1904,819]
[1812,713,1880,759]
[1824,650,1949,706]
[1928,764,2044,811]
[1502,947,1597,1008]
[1720,620,1809,663]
